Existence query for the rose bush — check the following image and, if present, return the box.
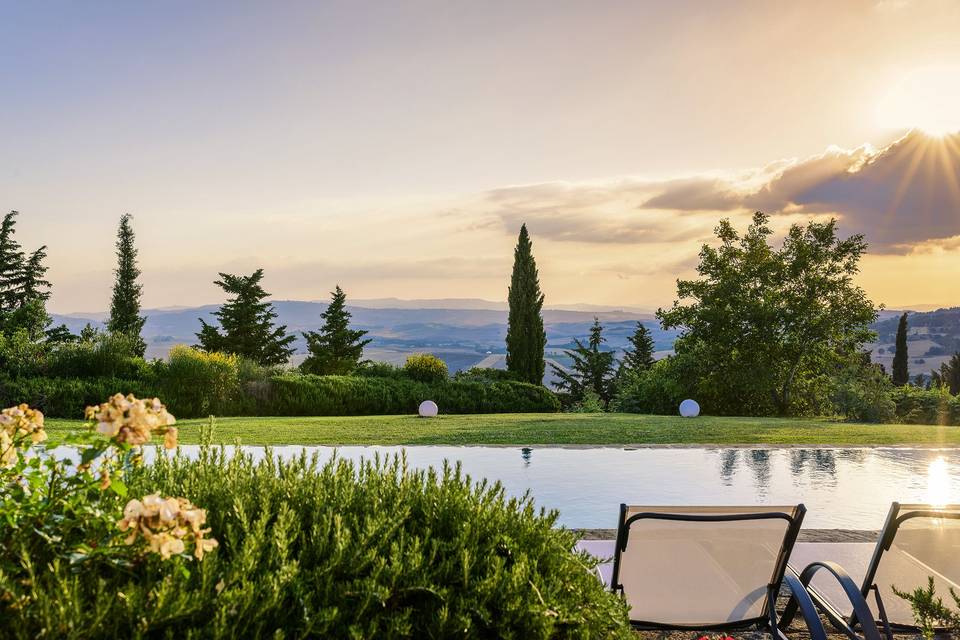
[0,394,218,626]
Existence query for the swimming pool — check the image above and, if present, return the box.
[53,445,960,530]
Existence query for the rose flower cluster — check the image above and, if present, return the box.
[117,493,219,560]
[86,393,178,449]
[0,403,47,468]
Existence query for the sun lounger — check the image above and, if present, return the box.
[609,504,828,638]
[784,502,960,639]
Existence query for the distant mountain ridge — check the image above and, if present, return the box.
[50,299,672,371]
[52,299,953,378]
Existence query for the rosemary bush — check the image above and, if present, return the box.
[4,436,629,637]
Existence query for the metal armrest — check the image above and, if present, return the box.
[778,572,829,640]
[781,562,882,640]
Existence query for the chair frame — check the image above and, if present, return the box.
[608,503,828,640]
[785,502,960,640]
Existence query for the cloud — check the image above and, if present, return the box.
[632,131,960,253]
[479,179,721,244]
[464,130,960,254]
[640,177,743,211]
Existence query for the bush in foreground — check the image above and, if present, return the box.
[3,439,631,637]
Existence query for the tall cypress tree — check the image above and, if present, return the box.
[107,214,147,356]
[300,285,371,375]
[618,322,656,377]
[196,268,295,366]
[505,224,546,385]
[891,312,909,386]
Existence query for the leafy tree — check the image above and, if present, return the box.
[657,212,877,416]
[505,224,547,385]
[891,312,910,386]
[300,285,371,375]
[551,318,616,407]
[618,322,655,378]
[107,214,147,356]
[196,269,294,366]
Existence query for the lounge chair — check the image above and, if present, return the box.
[784,502,960,639]
[609,504,829,638]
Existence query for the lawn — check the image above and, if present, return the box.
[44,412,960,446]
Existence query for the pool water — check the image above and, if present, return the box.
[105,445,959,530]
[48,445,960,529]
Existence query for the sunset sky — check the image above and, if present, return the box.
[2,0,960,313]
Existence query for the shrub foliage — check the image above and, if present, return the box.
[3,438,631,638]
[403,353,449,383]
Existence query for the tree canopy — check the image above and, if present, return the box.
[0,210,63,341]
[657,212,877,415]
[618,322,655,378]
[196,269,295,366]
[300,285,371,375]
[551,318,616,407]
[505,224,546,385]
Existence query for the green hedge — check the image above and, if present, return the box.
[892,386,960,425]
[0,376,160,418]
[246,374,560,416]
[0,374,559,418]
[3,448,630,638]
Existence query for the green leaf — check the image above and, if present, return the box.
[110,478,128,497]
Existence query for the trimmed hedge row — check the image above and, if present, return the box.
[245,374,561,416]
[0,376,160,418]
[0,374,560,418]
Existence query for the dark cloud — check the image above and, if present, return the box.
[473,131,960,253]
[638,131,960,253]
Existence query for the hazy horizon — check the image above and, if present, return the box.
[3,1,960,314]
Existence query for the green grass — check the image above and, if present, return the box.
[44,413,960,446]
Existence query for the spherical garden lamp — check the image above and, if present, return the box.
[418,400,439,418]
[679,399,700,418]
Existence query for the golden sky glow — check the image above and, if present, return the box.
[1,1,959,312]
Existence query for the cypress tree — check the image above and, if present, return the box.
[891,312,909,386]
[505,224,546,385]
[300,285,372,375]
[551,318,616,407]
[618,322,656,377]
[196,268,295,366]
[107,214,147,356]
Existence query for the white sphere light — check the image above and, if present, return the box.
[418,400,439,418]
[679,399,700,418]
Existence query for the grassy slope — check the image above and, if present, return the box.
[44,413,960,446]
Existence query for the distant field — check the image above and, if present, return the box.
[44,413,960,447]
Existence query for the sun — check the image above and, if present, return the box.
[875,65,960,137]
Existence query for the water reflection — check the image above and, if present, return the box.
[521,447,533,466]
[719,450,739,486]
[747,450,771,496]
[928,456,950,507]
